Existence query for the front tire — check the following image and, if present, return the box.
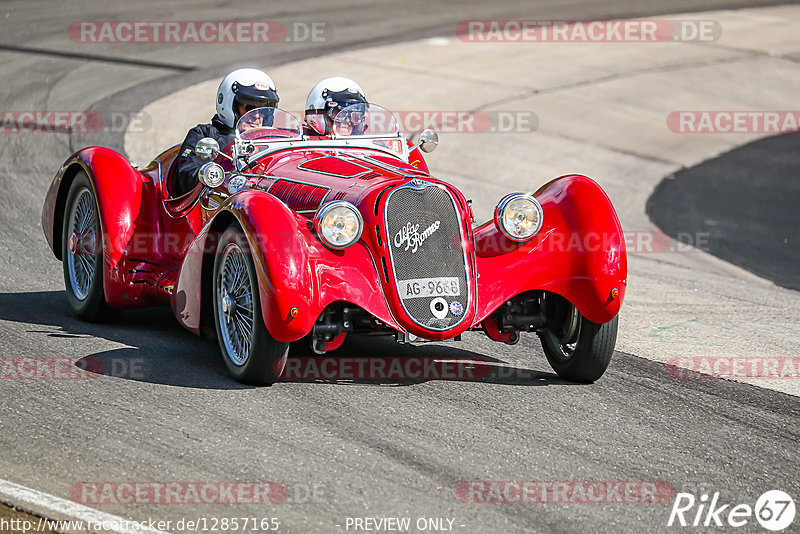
[539,297,617,383]
[212,225,289,385]
[61,171,116,322]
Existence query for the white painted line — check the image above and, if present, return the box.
[0,477,170,534]
[426,37,450,46]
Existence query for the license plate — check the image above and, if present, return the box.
[398,277,460,299]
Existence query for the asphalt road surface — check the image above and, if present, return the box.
[648,131,800,292]
[1,1,798,533]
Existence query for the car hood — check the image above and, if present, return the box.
[245,146,428,214]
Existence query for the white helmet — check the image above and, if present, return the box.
[216,68,279,128]
[304,77,367,135]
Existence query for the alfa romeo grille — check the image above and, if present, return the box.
[384,183,469,331]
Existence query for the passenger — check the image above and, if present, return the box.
[303,77,367,137]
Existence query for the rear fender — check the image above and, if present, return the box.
[174,191,399,341]
[473,174,627,325]
[42,147,145,308]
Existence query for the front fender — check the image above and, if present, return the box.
[174,191,399,342]
[473,174,627,325]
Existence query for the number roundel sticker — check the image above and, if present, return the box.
[430,297,448,319]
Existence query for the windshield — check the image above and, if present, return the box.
[236,107,302,141]
[332,103,400,138]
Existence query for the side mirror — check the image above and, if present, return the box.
[419,129,439,152]
[413,129,439,153]
[195,137,220,162]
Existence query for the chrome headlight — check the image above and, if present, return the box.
[314,201,364,249]
[494,193,543,241]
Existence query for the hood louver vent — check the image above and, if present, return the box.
[268,179,329,212]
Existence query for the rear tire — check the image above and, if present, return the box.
[212,225,289,385]
[61,171,117,322]
[539,297,617,383]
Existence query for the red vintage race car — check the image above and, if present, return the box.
[42,104,626,385]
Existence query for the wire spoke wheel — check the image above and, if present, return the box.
[61,171,115,322]
[212,225,289,385]
[65,187,98,301]
[216,242,256,366]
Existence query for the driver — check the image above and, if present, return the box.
[303,77,367,137]
[173,68,279,197]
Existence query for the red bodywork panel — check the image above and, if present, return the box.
[473,175,626,325]
[43,138,626,343]
[42,146,201,310]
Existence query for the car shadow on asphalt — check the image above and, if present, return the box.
[0,290,242,389]
[281,334,573,387]
[0,291,571,389]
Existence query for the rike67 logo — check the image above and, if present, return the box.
[668,490,795,531]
